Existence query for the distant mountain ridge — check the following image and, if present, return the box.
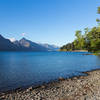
[38,43,59,51]
[0,34,59,51]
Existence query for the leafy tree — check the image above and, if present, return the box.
[98,7,100,14]
[96,7,100,26]
[60,6,100,52]
[75,30,85,50]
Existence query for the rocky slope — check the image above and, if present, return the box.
[13,38,48,51]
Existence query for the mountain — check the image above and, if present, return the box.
[0,35,19,51]
[13,38,59,51]
[0,34,59,51]
[38,43,59,51]
[16,38,48,51]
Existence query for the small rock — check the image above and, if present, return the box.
[58,77,65,81]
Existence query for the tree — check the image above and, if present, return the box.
[60,6,100,52]
[96,7,100,26]
[75,30,85,50]
[97,7,100,14]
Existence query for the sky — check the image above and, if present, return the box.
[0,0,100,46]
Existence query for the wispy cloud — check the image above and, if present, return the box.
[22,33,26,37]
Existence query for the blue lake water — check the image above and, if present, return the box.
[0,52,100,92]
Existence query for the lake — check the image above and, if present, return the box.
[0,52,100,92]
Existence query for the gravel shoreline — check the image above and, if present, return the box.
[1,69,100,100]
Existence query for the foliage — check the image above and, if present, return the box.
[60,7,100,52]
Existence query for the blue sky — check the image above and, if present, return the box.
[0,0,100,46]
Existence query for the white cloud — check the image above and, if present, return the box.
[22,33,26,36]
[9,38,16,42]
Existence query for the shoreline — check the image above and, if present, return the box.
[1,69,100,100]
[0,70,88,94]
[0,69,90,94]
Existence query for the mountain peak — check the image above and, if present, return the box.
[20,37,27,41]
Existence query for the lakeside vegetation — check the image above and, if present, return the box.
[60,7,100,53]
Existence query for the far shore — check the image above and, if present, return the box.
[59,49,89,52]
[1,69,100,100]
[71,50,88,52]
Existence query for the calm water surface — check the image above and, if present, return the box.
[0,52,100,92]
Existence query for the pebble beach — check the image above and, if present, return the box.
[1,70,100,100]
